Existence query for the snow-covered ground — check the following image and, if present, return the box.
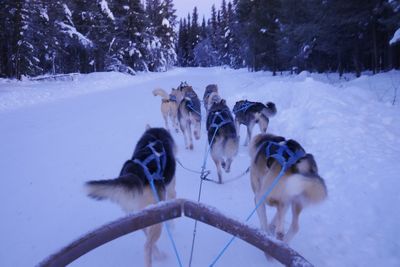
[0,68,399,267]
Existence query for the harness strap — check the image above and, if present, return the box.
[209,110,232,130]
[233,101,255,114]
[264,141,305,168]
[132,140,166,182]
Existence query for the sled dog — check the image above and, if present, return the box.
[249,133,327,245]
[153,88,182,132]
[85,127,177,267]
[177,88,201,150]
[203,84,219,112]
[233,100,277,146]
[206,99,239,183]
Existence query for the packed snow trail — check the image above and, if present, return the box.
[0,68,399,267]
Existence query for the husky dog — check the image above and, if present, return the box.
[203,84,218,112]
[206,99,239,183]
[177,88,201,150]
[233,100,277,146]
[153,88,182,132]
[249,133,327,244]
[85,127,177,267]
[205,91,222,114]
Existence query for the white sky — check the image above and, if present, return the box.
[173,0,224,20]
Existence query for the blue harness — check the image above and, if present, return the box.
[133,140,167,182]
[209,109,232,130]
[262,141,306,168]
[233,101,255,114]
[169,94,177,102]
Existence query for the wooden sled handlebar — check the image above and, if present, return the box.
[38,199,312,267]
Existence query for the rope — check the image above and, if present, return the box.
[188,126,219,267]
[209,166,286,267]
[148,179,184,267]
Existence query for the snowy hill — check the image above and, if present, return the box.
[0,68,399,267]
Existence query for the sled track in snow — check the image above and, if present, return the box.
[38,199,312,267]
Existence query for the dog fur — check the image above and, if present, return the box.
[85,127,177,267]
[177,86,201,150]
[206,99,239,183]
[152,88,182,133]
[249,133,327,245]
[203,84,219,112]
[233,100,277,146]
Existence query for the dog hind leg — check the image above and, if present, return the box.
[284,201,302,243]
[245,121,256,146]
[144,224,163,267]
[275,202,289,241]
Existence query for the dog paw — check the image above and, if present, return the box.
[189,144,193,150]
[175,128,179,133]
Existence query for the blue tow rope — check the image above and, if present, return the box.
[188,109,233,267]
[133,141,183,267]
[209,141,305,266]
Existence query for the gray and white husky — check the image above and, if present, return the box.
[203,84,219,113]
[177,86,201,150]
[233,100,277,146]
[85,127,177,267]
[206,99,239,183]
[249,133,327,245]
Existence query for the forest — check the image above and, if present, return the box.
[0,0,399,79]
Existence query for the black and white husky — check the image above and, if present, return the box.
[233,100,277,146]
[177,87,201,150]
[249,133,327,244]
[85,127,177,267]
[206,99,239,183]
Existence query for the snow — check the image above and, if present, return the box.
[162,18,170,28]
[100,0,115,21]
[58,22,93,47]
[0,68,400,267]
[389,28,400,45]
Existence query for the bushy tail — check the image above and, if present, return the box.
[263,102,277,117]
[85,175,144,210]
[152,88,169,100]
[286,174,327,204]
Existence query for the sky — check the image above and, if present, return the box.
[173,0,224,20]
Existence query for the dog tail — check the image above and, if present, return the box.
[286,174,327,204]
[85,175,144,210]
[263,102,277,117]
[152,88,169,100]
[223,135,239,158]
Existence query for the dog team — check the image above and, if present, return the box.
[85,82,327,267]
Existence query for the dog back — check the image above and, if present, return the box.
[86,128,176,200]
[206,100,237,144]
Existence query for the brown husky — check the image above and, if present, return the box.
[249,133,327,244]
[85,127,177,267]
[153,88,182,133]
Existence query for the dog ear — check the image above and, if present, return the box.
[221,99,226,105]
[145,124,151,130]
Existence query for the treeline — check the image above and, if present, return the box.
[177,0,400,76]
[0,0,177,79]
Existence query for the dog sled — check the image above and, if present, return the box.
[39,199,312,267]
